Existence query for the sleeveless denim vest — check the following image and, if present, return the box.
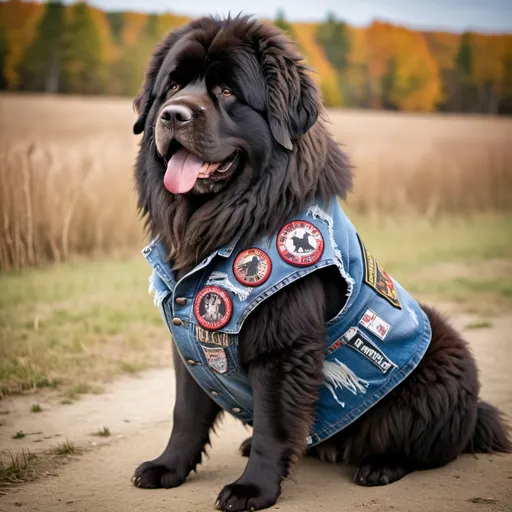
[143,199,431,447]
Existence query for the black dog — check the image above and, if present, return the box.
[239,256,260,278]
[132,15,511,511]
[291,232,315,253]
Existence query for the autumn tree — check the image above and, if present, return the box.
[21,1,66,93]
[0,0,42,90]
[364,22,442,111]
[63,2,106,94]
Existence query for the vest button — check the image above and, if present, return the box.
[172,317,183,326]
[187,359,197,366]
[211,390,218,397]
[231,407,241,414]
[175,297,187,306]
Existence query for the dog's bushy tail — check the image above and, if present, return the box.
[465,401,512,454]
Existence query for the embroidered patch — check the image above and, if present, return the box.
[359,308,391,340]
[194,286,232,330]
[233,248,272,286]
[358,236,401,309]
[195,325,231,347]
[203,347,228,374]
[277,220,324,267]
[333,327,396,374]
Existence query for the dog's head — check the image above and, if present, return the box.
[133,15,320,195]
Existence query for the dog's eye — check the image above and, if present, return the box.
[170,83,179,91]
[222,88,232,97]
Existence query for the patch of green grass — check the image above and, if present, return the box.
[30,404,42,413]
[465,320,493,330]
[92,426,111,437]
[12,431,25,439]
[52,440,78,456]
[0,450,37,483]
[62,383,104,401]
[0,214,510,396]
[352,214,512,312]
[0,255,169,397]
[119,360,146,374]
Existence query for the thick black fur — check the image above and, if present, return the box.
[132,15,511,511]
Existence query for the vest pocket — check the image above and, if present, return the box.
[192,325,241,376]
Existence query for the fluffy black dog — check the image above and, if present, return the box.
[132,15,511,511]
[291,232,316,253]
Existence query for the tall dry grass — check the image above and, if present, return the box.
[0,95,511,269]
[0,143,142,269]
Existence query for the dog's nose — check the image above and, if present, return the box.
[160,104,193,127]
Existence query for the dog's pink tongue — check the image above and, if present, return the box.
[163,148,204,194]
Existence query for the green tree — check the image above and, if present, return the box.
[63,2,106,94]
[317,12,351,105]
[317,12,350,72]
[274,9,293,38]
[21,1,66,93]
[454,31,477,111]
[0,23,7,89]
[106,12,124,44]
[499,53,512,114]
[146,13,158,40]
[381,57,398,109]
[455,31,473,79]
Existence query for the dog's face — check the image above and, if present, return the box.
[133,16,320,195]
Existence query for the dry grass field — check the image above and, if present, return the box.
[0,93,511,396]
[1,94,511,268]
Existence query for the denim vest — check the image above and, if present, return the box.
[143,199,431,447]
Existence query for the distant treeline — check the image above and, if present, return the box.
[1,1,511,113]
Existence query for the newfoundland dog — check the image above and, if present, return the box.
[131,15,510,511]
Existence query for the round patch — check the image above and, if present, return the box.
[277,220,324,267]
[233,248,272,286]
[194,286,232,330]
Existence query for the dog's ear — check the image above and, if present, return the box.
[261,34,320,150]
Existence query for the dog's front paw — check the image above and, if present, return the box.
[132,460,187,489]
[215,481,280,511]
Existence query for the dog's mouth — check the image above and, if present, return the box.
[162,141,240,194]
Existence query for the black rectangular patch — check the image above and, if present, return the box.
[328,327,397,374]
[357,235,402,309]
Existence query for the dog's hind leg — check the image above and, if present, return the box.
[353,454,412,486]
[133,343,221,489]
[318,305,510,486]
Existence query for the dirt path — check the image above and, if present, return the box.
[1,314,511,512]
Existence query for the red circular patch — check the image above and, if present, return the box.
[233,248,272,287]
[277,221,324,267]
[194,286,232,330]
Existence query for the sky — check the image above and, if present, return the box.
[84,0,512,33]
